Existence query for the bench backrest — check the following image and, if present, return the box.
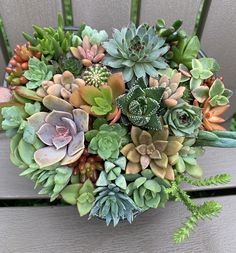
[0,0,235,118]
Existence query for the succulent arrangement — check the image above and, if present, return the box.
[1,15,235,243]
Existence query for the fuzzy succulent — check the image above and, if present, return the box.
[70,36,105,67]
[37,71,83,100]
[164,102,202,137]
[72,149,103,183]
[90,183,139,226]
[57,57,83,77]
[103,23,169,82]
[23,57,53,90]
[5,43,41,86]
[126,169,169,210]
[121,126,184,180]
[174,138,204,178]
[149,73,185,107]
[116,78,165,130]
[27,108,89,168]
[83,64,111,87]
[85,123,128,160]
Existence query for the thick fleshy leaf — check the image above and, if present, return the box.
[27,112,48,131]
[34,146,67,168]
[73,109,89,132]
[61,184,81,205]
[68,132,84,156]
[52,135,72,149]
[115,175,127,190]
[144,179,161,193]
[107,72,125,98]
[79,86,102,105]
[45,110,72,126]
[0,87,13,102]
[43,95,73,112]
[131,126,142,145]
[37,123,56,145]
[61,148,84,165]
[126,161,141,174]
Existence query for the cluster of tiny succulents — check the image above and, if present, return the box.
[1,15,236,243]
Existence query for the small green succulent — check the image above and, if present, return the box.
[171,35,200,69]
[103,23,169,82]
[90,183,140,226]
[174,138,204,178]
[126,169,170,210]
[23,57,53,90]
[116,78,165,130]
[96,156,127,190]
[81,25,108,45]
[57,56,83,77]
[61,179,95,216]
[164,102,202,137]
[23,14,80,61]
[85,124,128,160]
[230,113,236,131]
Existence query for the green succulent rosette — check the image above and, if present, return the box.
[164,102,202,137]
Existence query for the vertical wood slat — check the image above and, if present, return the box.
[201,0,236,119]
[72,0,132,35]
[0,0,63,49]
[0,48,6,84]
[139,0,202,34]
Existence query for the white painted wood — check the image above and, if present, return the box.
[72,0,132,35]
[0,196,235,252]
[139,0,201,34]
[201,0,236,119]
[0,133,235,198]
[0,0,62,49]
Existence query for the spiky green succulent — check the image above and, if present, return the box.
[164,102,202,137]
[103,23,169,82]
[174,138,204,178]
[83,64,110,87]
[90,183,140,226]
[116,78,165,130]
[127,169,170,210]
[85,124,128,160]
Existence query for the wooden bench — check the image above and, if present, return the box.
[0,1,236,252]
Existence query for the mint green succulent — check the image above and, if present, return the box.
[164,102,202,137]
[116,78,165,130]
[103,23,169,82]
[81,25,108,45]
[24,102,41,116]
[96,156,127,190]
[85,124,128,160]
[174,138,204,178]
[126,169,169,210]
[171,35,200,69]
[90,183,140,226]
[20,165,73,201]
[83,64,110,87]
[61,179,95,216]
[23,57,53,90]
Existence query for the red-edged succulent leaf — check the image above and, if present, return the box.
[14,86,42,101]
[107,72,125,98]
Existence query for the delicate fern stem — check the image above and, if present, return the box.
[176,174,231,186]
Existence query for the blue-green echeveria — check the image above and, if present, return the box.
[164,102,202,137]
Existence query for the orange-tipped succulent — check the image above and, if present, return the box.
[201,98,229,131]
[5,42,41,85]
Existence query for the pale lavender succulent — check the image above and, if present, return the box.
[28,109,89,168]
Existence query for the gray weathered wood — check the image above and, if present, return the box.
[0,133,235,199]
[0,196,235,252]
[0,133,47,199]
[201,0,236,119]
[0,0,62,49]
[139,0,201,33]
[0,48,6,84]
[72,0,132,35]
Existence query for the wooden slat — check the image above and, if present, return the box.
[0,48,6,84]
[139,0,201,33]
[72,0,132,35]
[0,0,62,49]
[0,133,235,199]
[0,196,235,252]
[201,0,236,119]
[0,133,47,199]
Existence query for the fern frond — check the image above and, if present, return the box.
[197,201,222,219]
[177,174,231,186]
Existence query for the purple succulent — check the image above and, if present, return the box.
[28,109,89,168]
